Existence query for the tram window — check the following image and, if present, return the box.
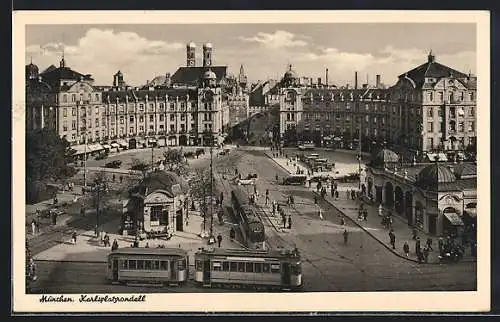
[212,261,222,271]
[121,260,128,269]
[128,260,137,270]
[160,261,168,270]
[237,262,245,272]
[178,259,186,270]
[196,260,203,272]
[245,262,254,273]
[154,260,160,270]
[271,264,280,273]
[144,260,151,270]
[137,260,144,270]
[222,261,230,271]
[262,263,270,273]
[230,262,237,272]
[255,263,262,273]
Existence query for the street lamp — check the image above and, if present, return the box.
[91,177,108,232]
[208,130,216,244]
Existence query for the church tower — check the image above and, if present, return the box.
[203,43,213,67]
[186,42,196,67]
[238,64,248,89]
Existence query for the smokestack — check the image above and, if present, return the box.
[354,72,358,90]
[317,77,322,86]
[376,74,381,88]
[325,68,329,86]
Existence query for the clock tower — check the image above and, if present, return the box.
[186,42,196,67]
[203,43,213,67]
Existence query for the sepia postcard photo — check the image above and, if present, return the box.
[12,10,491,313]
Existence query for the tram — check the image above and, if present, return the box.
[193,247,303,290]
[231,188,266,249]
[106,247,189,285]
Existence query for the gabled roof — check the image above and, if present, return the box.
[399,59,468,89]
[171,66,227,86]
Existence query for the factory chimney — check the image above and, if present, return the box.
[325,68,329,86]
[354,71,358,90]
[376,74,381,88]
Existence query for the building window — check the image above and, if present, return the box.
[95,130,99,137]
[469,107,475,116]
[149,125,154,130]
[120,116,124,124]
[139,116,144,123]
[449,106,456,117]
[102,117,106,126]
[149,115,154,122]
[170,115,175,121]
[180,114,186,121]
[72,94,76,102]
[468,121,475,132]
[365,115,369,122]
[365,104,369,111]
[191,102,196,108]
[129,127,134,134]
[170,125,175,132]
[427,107,433,117]
[458,122,464,132]
[160,114,164,121]
[129,115,134,123]
[159,124,164,130]
[95,93,99,101]
[62,121,68,132]
[71,133,76,140]
[62,108,67,117]
[373,117,377,124]
[469,92,474,101]
[449,120,456,132]
[95,118,99,127]
[62,94,67,103]
[427,137,434,149]
[149,104,154,112]
[170,103,175,110]
[427,122,433,132]
[438,92,443,102]
[139,126,144,132]
[429,92,433,101]
[138,104,144,112]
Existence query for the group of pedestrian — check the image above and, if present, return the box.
[281,211,292,229]
[30,218,40,235]
[346,189,357,200]
[65,182,75,192]
[330,181,339,199]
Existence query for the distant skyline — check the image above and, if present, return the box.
[25,24,476,87]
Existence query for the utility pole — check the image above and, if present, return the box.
[209,131,214,241]
[83,131,87,192]
[151,142,154,172]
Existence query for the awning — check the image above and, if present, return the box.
[71,144,87,155]
[427,152,448,162]
[111,143,120,148]
[88,143,104,152]
[444,212,464,226]
[102,144,111,150]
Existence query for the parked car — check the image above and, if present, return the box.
[105,160,122,168]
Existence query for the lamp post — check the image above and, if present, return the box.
[209,130,215,243]
[92,177,107,233]
[82,130,89,192]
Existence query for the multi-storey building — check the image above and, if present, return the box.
[277,52,477,156]
[26,43,231,153]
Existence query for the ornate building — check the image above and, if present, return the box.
[25,42,231,154]
[277,52,477,157]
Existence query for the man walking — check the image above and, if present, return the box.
[343,229,349,245]
[217,233,223,248]
[389,230,396,249]
[287,215,292,229]
[403,241,410,257]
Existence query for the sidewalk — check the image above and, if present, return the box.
[266,153,476,265]
[33,210,245,263]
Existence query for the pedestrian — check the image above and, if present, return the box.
[363,209,368,222]
[145,242,150,248]
[111,239,119,251]
[119,175,123,183]
[426,237,433,251]
[71,230,77,245]
[423,245,429,263]
[438,237,444,255]
[403,241,410,257]
[314,195,318,204]
[112,174,116,182]
[335,190,339,199]
[51,211,57,225]
[340,216,345,225]
[378,204,383,217]
[253,185,257,195]
[318,208,324,220]
[343,229,349,245]
[412,228,418,240]
[415,237,421,257]
[282,213,287,229]
[346,190,350,199]
[287,215,292,229]
[230,228,235,241]
[104,233,110,247]
[53,196,58,205]
[217,233,223,247]
[80,205,85,216]
[133,237,139,248]
[331,187,335,198]
[276,173,279,182]
[351,190,355,200]
[389,230,396,249]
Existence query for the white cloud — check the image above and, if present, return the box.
[26,28,184,85]
[238,30,309,48]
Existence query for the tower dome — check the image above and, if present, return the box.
[283,64,297,80]
[203,42,213,49]
[416,163,456,190]
[25,61,39,80]
[187,41,196,48]
[204,69,217,79]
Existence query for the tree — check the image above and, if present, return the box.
[163,148,188,176]
[130,158,149,178]
[26,128,77,203]
[89,171,110,231]
[188,169,215,237]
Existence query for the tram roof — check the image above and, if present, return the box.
[109,247,188,257]
[195,247,300,259]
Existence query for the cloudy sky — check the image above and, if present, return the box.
[25,24,476,87]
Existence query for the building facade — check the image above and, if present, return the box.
[26,42,232,151]
[277,52,477,156]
